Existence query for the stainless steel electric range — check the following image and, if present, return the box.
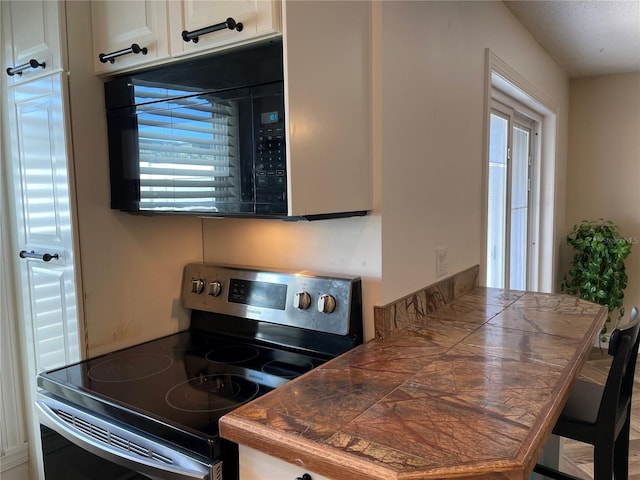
[37,263,363,480]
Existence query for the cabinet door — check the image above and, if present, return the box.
[2,0,63,85]
[283,0,371,216]
[239,445,332,480]
[168,0,281,57]
[7,74,82,373]
[91,0,169,75]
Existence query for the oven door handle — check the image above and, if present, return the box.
[36,397,215,480]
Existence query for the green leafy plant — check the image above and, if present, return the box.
[562,219,632,341]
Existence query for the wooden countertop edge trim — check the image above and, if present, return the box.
[220,413,399,480]
[518,304,608,474]
[221,413,535,480]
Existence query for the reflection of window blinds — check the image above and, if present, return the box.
[135,86,241,212]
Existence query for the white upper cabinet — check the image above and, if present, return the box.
[90,0,281,75]
[282,0,371,216]
[2,0,64,84]
[91,0,170,75]
[168,0,281,57]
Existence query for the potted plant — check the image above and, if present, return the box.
[562,219,632,341]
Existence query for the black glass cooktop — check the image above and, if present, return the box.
[37,330,325,457]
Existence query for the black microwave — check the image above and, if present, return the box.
[104,40,287,217]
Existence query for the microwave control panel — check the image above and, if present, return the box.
[253,89,287,215]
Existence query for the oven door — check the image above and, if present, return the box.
[37,395,220,480]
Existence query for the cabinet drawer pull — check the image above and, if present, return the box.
[19,250,59,262]
[181,17,243,44]
[98,43,148,64]
[6,59,46,76]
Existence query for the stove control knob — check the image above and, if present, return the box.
[191,278,205,294]
[294,291,311,310]
[208,281,222,297]
[317,294,336,314]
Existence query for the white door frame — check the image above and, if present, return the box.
[482,49,559,293]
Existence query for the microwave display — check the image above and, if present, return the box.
[105,41,287,217]
[261,111,279,124]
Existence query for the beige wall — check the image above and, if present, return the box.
[380,1,569,303]
[565,73,640,322]
[201,216,382,338]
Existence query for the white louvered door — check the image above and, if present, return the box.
[8,73,81,374]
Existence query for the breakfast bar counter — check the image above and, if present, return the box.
[220,279,606,480]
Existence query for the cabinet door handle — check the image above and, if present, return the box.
[181,17,243,44]
[19,250,59,262]
[98,43,148,64]
[6,59,46,76]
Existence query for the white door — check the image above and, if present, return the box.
[6,73,82,375]
[0,84,29,473]
[486,103,536,291]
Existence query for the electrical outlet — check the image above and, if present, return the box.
[436,246,448,277]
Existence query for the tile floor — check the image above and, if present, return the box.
[559,350,640,479]
[0,462,29,480]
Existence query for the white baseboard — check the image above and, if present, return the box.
[0,444,28,472]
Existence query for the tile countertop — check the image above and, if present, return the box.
[219,288,607,480]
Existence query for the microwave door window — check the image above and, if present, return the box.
[135,88,248,214]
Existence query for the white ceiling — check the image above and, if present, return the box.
[504,0,640,78]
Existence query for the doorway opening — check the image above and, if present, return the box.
[487,100,540,290]
[483,60,558,293]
